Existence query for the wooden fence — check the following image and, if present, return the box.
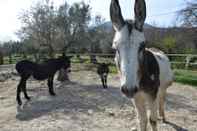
[1,53,197,70]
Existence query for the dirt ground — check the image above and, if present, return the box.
[0,68,197,131]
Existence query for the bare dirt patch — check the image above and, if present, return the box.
[0,69,197,131]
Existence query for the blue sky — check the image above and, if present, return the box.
[0,0,192,42]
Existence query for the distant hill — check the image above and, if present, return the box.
[94,21,155,32]
[90,21,197,53]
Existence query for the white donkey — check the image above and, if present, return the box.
[110,0,174,131]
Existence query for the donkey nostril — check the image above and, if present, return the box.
[121,85,128,94]
[134,86,138,93]
[121,85,138,98]
[67,68,71,72]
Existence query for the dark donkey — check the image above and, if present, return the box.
[15,56,71,106]
[97,63,110,88]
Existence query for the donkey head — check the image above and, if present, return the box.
[97,63,110,88]
[110,0,146,98]
[60,55,72,72]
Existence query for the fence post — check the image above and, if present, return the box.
[9,54,12,64]
[185,55,191,70]
[90,54,97,64]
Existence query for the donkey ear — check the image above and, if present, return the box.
[134,0,146,31]
[110,0,125,31]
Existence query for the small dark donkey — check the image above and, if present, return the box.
[97,63,110,88]
[15,56,71,106]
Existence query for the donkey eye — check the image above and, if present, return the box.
[112,41,118,49]
[116,48,120,55]
[139,42,146,52]
[115,50,120,69]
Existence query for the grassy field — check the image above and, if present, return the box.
[174,69,197,87]
[109,66,197,87]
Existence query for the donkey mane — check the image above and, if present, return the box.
[139,49,160,98]
[148,48,165,54]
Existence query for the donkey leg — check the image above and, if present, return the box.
[19,74,31,101]
[101,76,105,89]
[158,87,167,122]
[16,78,23,106]
[22,79,31,101]
[104,75,108,88]
[149,98,158,131]
[134,93,148,131]
[48,77,56,96]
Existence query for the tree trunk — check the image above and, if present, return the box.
[57,68,70,82]
[76,54,83,63]
[0,52,3,65]
[90,54,97,64]
[23,53,27,59]
[34,54,40,63]
[57,52,70,81]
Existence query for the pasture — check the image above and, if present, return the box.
[0,63,197,131]
[1,54,197,86]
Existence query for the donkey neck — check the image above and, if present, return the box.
[139,49,160,98]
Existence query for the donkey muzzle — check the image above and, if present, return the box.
[121,85,138,98]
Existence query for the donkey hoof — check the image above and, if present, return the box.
[103,85,108,89]
[50,92,56,96]
[158,116,166,123]
[18,101,22,106]
[26,97,31,101]
[162,118,166,123]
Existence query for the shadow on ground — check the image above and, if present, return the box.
[164,121,188,131]
[15,78,194,131]
[166,93,197,113]
[16,81,132,121]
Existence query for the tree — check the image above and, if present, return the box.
[18,0,59,58]
[86,15,115,63]
[178,1,197,53]
[87,15,105,63]
[55,1,91,54]
[178,1,197,27]
[67,2,91,53]
[56,2,91,81]
[55,2,70,52]
[17,0,92,81]
[162,36,176,53]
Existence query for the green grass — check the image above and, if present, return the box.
[109,67,197,87]
[174,69,197,87]
[110,65,197,86]
[109,68,197,87]
[109,65,118,74]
